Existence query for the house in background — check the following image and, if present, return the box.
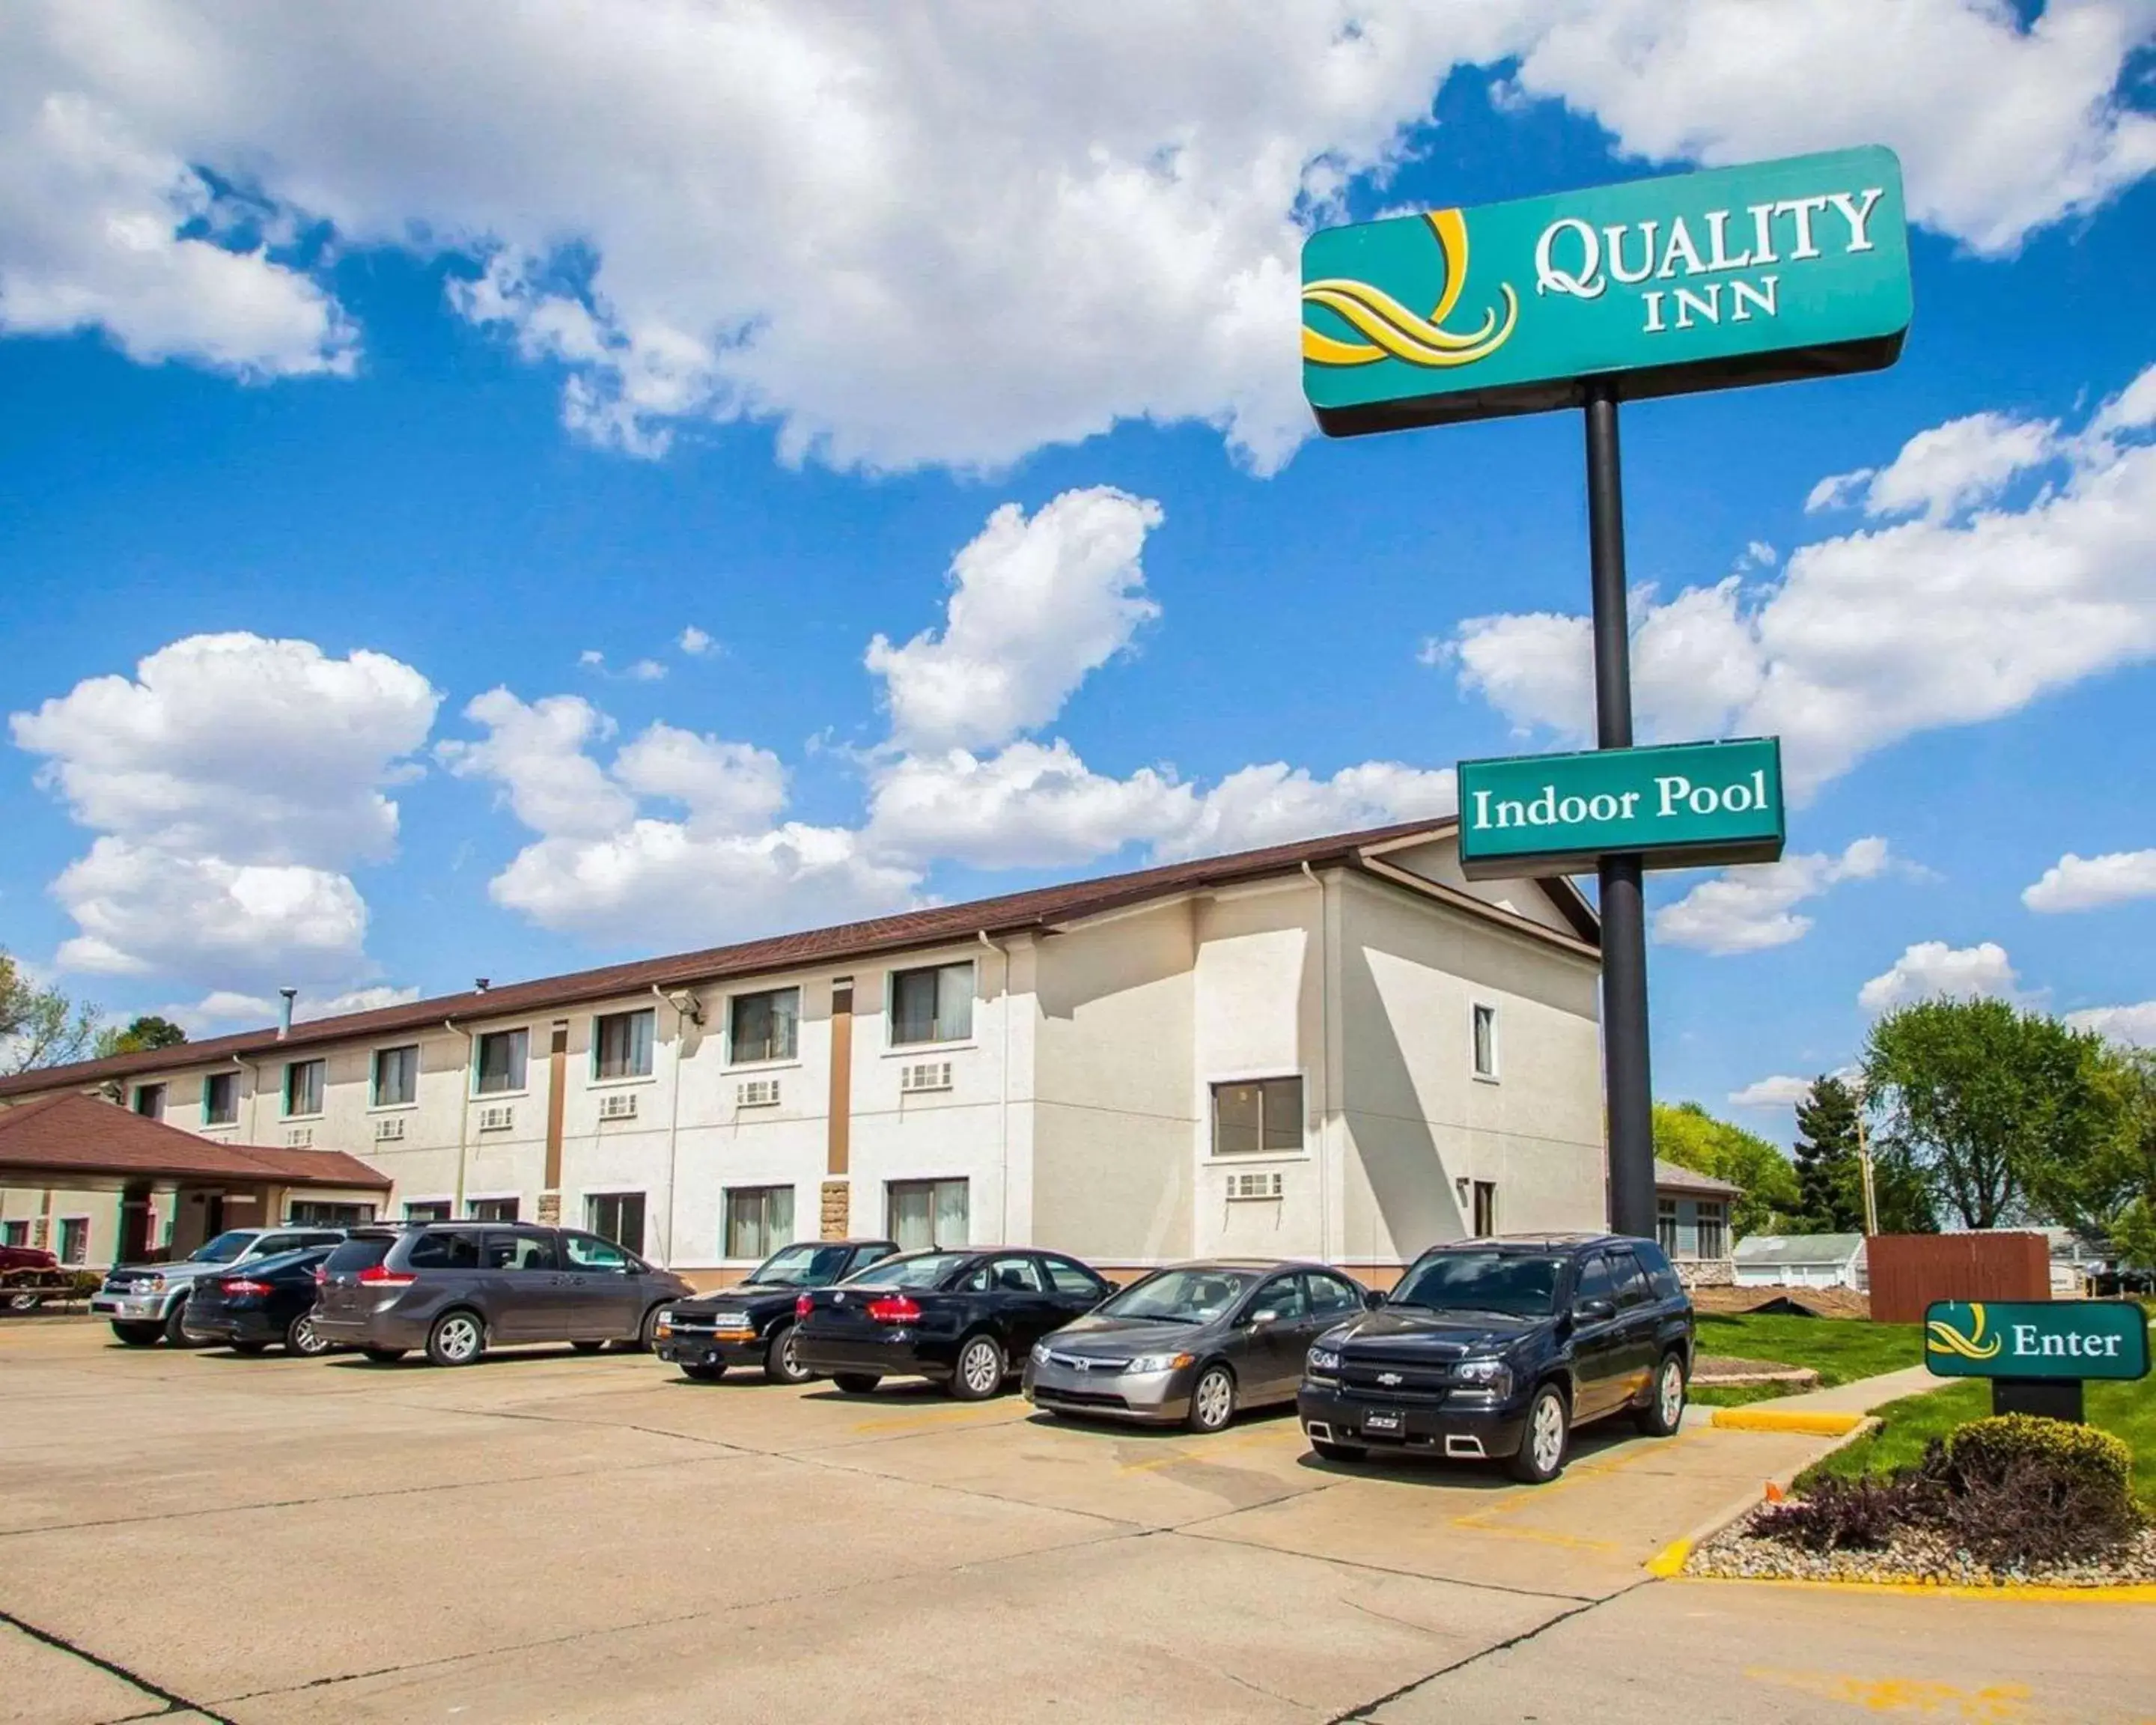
[1732,1232,1869,1291]
[1653,1160,1741,1287]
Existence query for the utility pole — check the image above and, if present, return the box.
[1854,1081,1880,1237]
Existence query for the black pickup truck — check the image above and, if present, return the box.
[654,1238,897,1384]
[1297,1234,1694,1483]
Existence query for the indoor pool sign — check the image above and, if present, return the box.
[1301,146,1911,436]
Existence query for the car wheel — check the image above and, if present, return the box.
[1508,1384,1570,1484]
[764,1324,813,1386]
[832,1372,881,1396]
[230,1339,270,1355]
[1184,1363,1237,1434]
[161,1303,196,1348]
[1312,1438,1367,1464]
[425,1310,486,1368]
[112,1321,163,1346]
[361,1345,407,1363]
[570,1340,607,1354]
[949,1334,1005,1402]
[680,1362,725,1382]
[1635,1351,1687,1438]
[285,1313,334,1357]
[633,1305,666,1353]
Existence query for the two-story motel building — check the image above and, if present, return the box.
[0,821,1607,1284]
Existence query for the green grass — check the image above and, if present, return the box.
[1803,1375,2156,1511]
[1687,1381,1797,1408]
[1693,1312,1924,1391]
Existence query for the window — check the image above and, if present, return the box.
[964,1255,1043,1294]
[324,1236,391,1275]
[133,1083,165,1119]
[406,1230,481,1269]
[563,1232,631,1271]
[468,1196,520,1223]
[586,1190,647,1256]
[889,962,973,1046]
[283,1059,325,1118]
[1211,1077,1303,1155]
[404,1200,451,1223]
[594,1009,655,1080]
[1,1220,27,1247]
[57,1217,89,1265]
[1633,1240,1684,1300]
[481,1231,557,1271]
[1610,1250,1652,1309]
[1575,1254,1616,1305]
[201,1071,239,1127]
[729,988,800,1064]
[1471,1180,1498,1236]
[1249,1275,1308,1321]
[1041,1256,1108,1299]
[1696,1201,1729,1262]
[1656,1197,1680,1257]
[474,1029,529,1095]
[724,1186,795,1260]
[286,1202,374,1227]
[1306,1273,1365,1317]
[886,1178,968,1253]
[1472,1003,1499,1080]
[372,1044,418,1108]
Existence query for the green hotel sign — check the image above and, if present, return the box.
[1457,737,1783,880]
[1303,145,1911,435]
[1925,1301,2152,1383]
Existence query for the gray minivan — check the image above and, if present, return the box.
[311,1222,694,1366]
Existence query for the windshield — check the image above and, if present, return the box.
[841,1251,970,1290]
[1097,1267,1257,1325]
[188,1230,258,1265]
[1392,1252,1563,1318]
[750,1244,859,1287]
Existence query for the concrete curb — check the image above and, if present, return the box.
[1645,1414,1885,1580]
[1710,1407,1868,1435]
[1663,1571,2156,1604]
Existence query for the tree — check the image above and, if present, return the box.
[1791,1075,1864,1232]
[0,950,100,1074]
[1863,999,2116,1232]
[1652,1100,1800,1238]
[2018,1045,2156,1268]
[94,1014,189,1059]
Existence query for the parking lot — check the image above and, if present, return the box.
[4,1320,2150,1725]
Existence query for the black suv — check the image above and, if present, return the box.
[654,1238,898,1384]
[1297,1234,1693,1483]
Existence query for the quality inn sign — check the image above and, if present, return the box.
[1303,145,1911,435]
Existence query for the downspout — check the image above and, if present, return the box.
[1301,862,1333,1261]
[651,985,692,1268]
[978,931,1012,1242]
[443,1018,473,1216]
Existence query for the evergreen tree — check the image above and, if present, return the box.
[1791,1075,1863,1232]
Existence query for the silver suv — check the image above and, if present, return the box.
[93,1227,347,1347]
[311,1222,694,1366]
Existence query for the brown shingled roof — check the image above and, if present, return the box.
[0,1092,390,1188]
[0,817,1594,1099]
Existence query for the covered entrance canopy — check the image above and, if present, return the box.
[0,1092,389,1262]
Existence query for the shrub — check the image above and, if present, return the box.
[1749,1474,1910,1552]
[1947,1416,2132,1503]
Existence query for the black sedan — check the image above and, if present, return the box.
[1022,1260,1374,1432]
[180,1245,338,1356]
[655,1238,898,1384]
[793,1247,1112,1400]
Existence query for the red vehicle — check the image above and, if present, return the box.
[2,1241,76,1310]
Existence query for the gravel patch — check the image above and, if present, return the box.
[1693,1353,1817,1387]
[1688,1502,2156,1588]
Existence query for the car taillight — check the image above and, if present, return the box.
[867,1294,921,1325]
[312,1267,326,1286]
[222,1279,272,1297]
[358,1264,415,1287]
[795,1294,813,1318]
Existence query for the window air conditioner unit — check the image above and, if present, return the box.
[1227,1170,1284,1202]
[374,1116,406,1143]
[284,1127,314,1149]
[737,1078,781,1108]
[598,1092,639,1121]
[478,1104,514,1133]
[899,1061,953,1094]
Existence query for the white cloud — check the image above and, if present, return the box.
[1654,837,1895,955]
[2023,848,2156,913]
[867,489,1163,752]
[612,725,788,836]
[865,741,1187,870]
[1858,940,2021,1014]
[2065,1001,2156,1047]
[1729,1074,1817,1110]
[1446,364,2156,797]
[578,649,606,668]
[1804,468,1874,514]
[677,626,715,657]
[626,658,667,682]
[6,4,2150,469]
[437,691,634,841]
[181,983,423,1032]
[10,633,437,995]
[1857,411,2061,521]
[1154,759,1456,862]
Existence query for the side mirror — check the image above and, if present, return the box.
[1573,1297,1617,1324]
[1249,1308,1280,1327]
[1362,1289,1386,1311]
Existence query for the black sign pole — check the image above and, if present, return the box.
[1584,380,1656,1238]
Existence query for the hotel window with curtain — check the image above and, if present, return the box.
[474,1029,529,1095]
[1211,1077,1303,1155]
[283,1059,325,1118]
[593,1009,656,1080]
[372,1044,418,1107]
[201,1071,239,1127]
[886,1178,969,1252]
[723,1186,795,1260]
[889,962,974,1046]
[729,988,800,1064]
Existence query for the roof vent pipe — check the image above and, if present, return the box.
[277,988,297,1040]
[474,977,490,994]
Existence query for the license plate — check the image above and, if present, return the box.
[1362,1409,1404,1435]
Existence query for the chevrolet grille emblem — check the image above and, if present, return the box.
[1377,1372,1404,1387]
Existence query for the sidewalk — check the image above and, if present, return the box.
[1709,1363,1941,1434]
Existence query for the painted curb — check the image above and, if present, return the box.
[1664,1572,2156,1604]
[1711,1407,1868,1435]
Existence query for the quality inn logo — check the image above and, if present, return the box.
[1301,209,1517,371]
[1925,1303,2003,1363]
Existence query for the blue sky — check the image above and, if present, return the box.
[2,6,2153,1135]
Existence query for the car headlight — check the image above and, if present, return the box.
[1307,1347,1342,1376]
[1029,1342,1050,1364]
[1126,1352,1194,1375]
[1453,1357,1514,1399]
[139,1274,165,1293]
[654,1312,675,1336]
